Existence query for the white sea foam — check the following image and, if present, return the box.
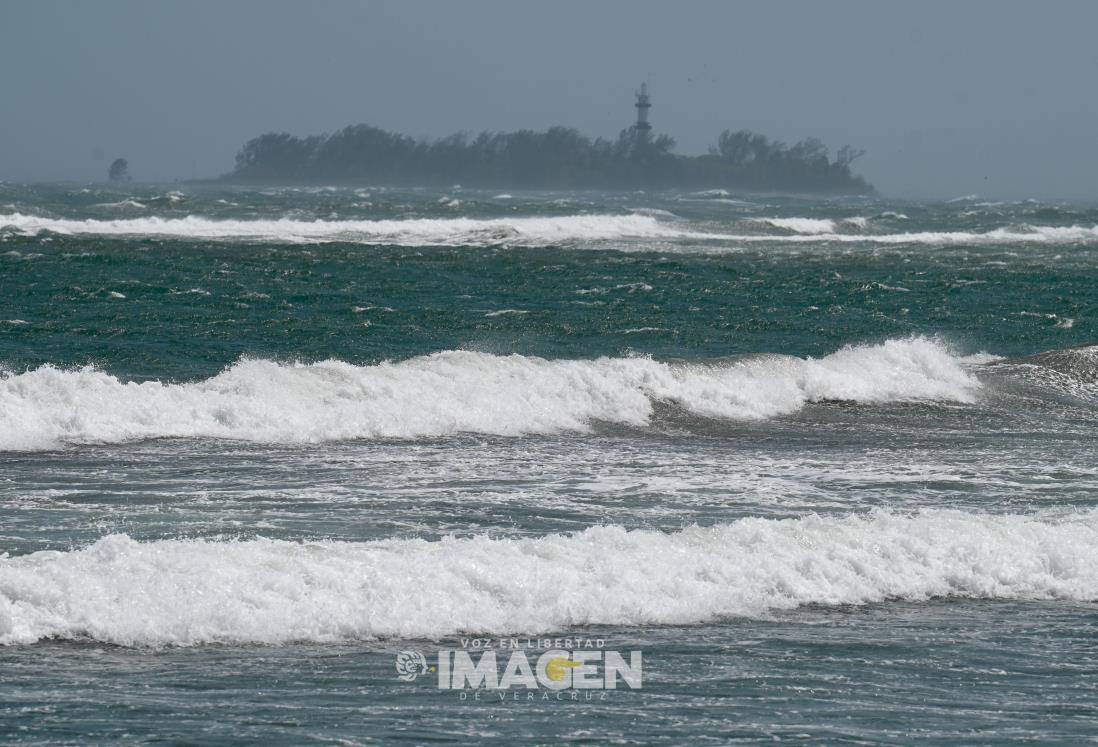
[2,508,1095,646]
[630,207,679,219]
[736,223,1098,246]
[958,352,1004,365]
[92,199,147,209]
[743,218,1098,245]
[0,212,693,246]
[680,190,761,205]
[0,337,980,451]
[3,211,1098,248]
[755,217,837,234]
[678,197,760,207]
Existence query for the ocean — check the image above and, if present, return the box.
[1,183,1096,744]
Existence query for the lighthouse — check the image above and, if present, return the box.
[634,83,652,134]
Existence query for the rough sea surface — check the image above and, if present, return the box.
[1,183,1096,744]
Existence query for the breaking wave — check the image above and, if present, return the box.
[2,508,1095,646]
[0,212,696,246]
[4,209,1098,248]
[743,217,1098,245]
[6,209,1098,248]
[0,337,980,450]
[791,224,1098,245]
[989,344,1098,403]
[754,217,840,234]
[1003,344,1098,384]
[731,222,1098,245]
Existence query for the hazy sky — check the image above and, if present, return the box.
[2,0,1096,198]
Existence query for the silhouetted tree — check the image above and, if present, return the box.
[234,133,323,181]
[108,158,131,182]
[836,145,866,168]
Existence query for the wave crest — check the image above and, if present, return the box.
[1,508,1094,645]
[5,211,1098,247]
[0,338,980,450]
[0,212,688,246]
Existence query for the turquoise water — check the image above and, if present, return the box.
[1,183,1097,743]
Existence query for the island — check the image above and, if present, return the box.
[225,85,873,194]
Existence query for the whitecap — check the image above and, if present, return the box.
[0,212,703,247]
[754,217,837,234]
[0,337,981,451]
[2,507,1095,645]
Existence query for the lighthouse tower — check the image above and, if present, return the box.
[634,83,652,134]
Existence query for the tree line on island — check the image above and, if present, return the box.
[227,124,871,193]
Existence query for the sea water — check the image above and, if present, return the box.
[1,184,1096,743]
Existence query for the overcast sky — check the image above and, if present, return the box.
[2,0,1096,198]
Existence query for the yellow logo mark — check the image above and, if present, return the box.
[545,657,580,682]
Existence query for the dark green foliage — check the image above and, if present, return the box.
[707,130,869,192]
[228,123,871,193]
[108,158,131,182]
